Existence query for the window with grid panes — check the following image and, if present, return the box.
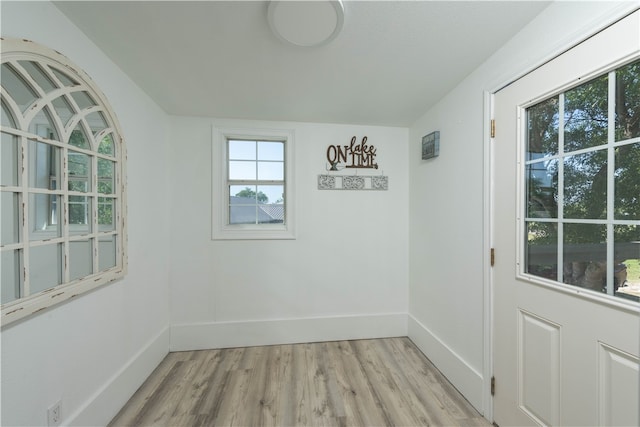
[1,39,126,325]
[212,127,295,240]
[228,139,285,225]
[524,59,639,302]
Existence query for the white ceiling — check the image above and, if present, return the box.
[54,1,550,127]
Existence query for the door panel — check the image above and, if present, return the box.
[518,310,560,426]
[493,10,640,427]
[598,343,640,426]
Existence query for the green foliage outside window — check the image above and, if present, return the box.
[525,60,639,292]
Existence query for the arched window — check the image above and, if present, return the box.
[1,38,127,325]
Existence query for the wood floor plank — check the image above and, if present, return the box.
[195,347,246,423]
[381,338,461,426]
[272,344,295,427]
[170,349,223,424]
[109,338,491,427]
[351,339,425,426]
[302,342,333,426]
[389,338,481,422]
[332,340,393,426]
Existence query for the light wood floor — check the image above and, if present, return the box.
[109,337,491,427]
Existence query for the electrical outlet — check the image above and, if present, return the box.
[47,400,61,427]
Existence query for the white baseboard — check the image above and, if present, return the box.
[170,313,408,351]
[66,326,170,426]
[408,314,485,413]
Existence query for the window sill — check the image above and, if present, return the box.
[212,224,296,240]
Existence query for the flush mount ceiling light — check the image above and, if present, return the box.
[268,0,344,47]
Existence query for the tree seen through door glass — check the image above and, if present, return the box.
[525,60,640,302]
[564,74,608,152]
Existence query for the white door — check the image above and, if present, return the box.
[493,10,640,427]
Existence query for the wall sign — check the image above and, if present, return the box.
[422,131,440,160]
[326,136,378,170]
[320,136,388,191]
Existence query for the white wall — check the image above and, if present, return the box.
[407,0,638,415]
[0,2,171,426]
[169,117,409,350]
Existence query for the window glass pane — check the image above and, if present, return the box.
[564,75,608,152]
[68,151,91,192]
[1,99,17,127]
[70,239,93,281]
[98,158,114,194]
[230,185,258,202]
[18,61,57,93]
[228,185,284,225]
[258,205,284,224]
[1,132,20,186]
[563,150,607,219]
[527,159,558,218]
[257,185,284,224]
[50,67,78,87]
[28,107,59,140]
[1,250,21,304]
[29,193,61,240]
[229,205,257,225]
[1,63,38,112]
[525,221,558,281]
[69,196,92,235]
[98,235,117,271]
[563,223,607,292]
[98,133,115,156]
[257,184,284,205]
[70,90,96,110]
[229,160,256,180]
[257,161,284,180]
[1,192,20,245]
[98,197,115,231]
[51,95,75,127]
[258,141,284,161]
[615,60,640,142]
[229,185,257,224]
[29,140,60,189]
[527,97,559,160]
[29,243,63,294]
[615,142,639,220]
[85,111,108,136]
[228,140,256,160]
[615,225,640,301]
[69,123,90,149]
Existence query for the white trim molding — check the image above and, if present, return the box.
[170,313,408,351]
[408,314,485,413]
[66,327,170,426]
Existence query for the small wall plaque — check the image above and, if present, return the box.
[422,131,440,160]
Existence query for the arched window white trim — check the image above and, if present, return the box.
[1,38,127,326]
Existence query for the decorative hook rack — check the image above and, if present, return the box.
[318,174,388,191]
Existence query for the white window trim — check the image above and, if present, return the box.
[1,38,127,326]
[212,126,296,240]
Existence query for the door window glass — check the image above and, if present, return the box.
[524,60,640,302]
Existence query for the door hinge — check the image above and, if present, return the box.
[490,248,495,267]
[490,119,496,138]
[491,376,496,396]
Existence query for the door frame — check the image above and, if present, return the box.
[482,3,640,422]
